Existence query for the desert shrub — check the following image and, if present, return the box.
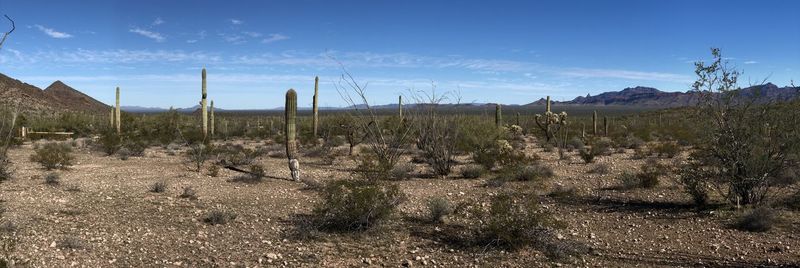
[389,163,414,180]
[653,141,680,158]
[180,186,197,199]
[204,210,237,225]
[734,207,777,232]
[621,135,645,149]
[567,137,585,151]
[547,185,578,200]
[185,143,213,172]
[44,172,60,185]
[58,236,85,250]
[98,129,122,155]
[207,165,220,177]
[541,142,554,152]
[678,161,710,206]
[230,164,266,183]
[632,147,650,159]
[215,144,261,166]
[64,184,81,192]
[593,138,613,156]
[578,148,596,164]
[514,164,554,181]
[417,114,460,176]
[116,147,131,160]
[472,193,565,250]
[616,172,640,190]
[588,163,609,174]
[686,48,800,206]
[149,181,167,193]
[473,139,534,170]
[460,164,485,179]
[312,180,404,231]
[426,196,453,223]
[30,142,74,170]
[0,156,12,182]
[122,139,147,157]
[637,159,667,188]
[783,190,800,211]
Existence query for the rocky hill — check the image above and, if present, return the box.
[0,73,109,114]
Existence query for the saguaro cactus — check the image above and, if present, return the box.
[398,95,403,119]
[495,104,502,127]
[592,110,598,136]
[201,68,208,139]
[312,76,319,139]
[115,87,121,134]
[285,89,300,181]
[210,100,215,137]
[603,116,609,136]
[109,108,114,127]
[534,96,568,142]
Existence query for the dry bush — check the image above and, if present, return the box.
[204,210,237,225]
[180,186,197,200]
[30,142,74,170]
[653,141,680,158]
[58,236,85,250]
[0,156,12,183]
[44,172,60,185]
[460,164,485,179]
[588,163,610,174]
[149,181,167,193]
[389,163,414,180]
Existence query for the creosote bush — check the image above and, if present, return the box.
[471,193,565,250]
[0,156,12,182]
[460,164,485,179]
[30,142,74,170]
[312,180,404,231]
[180,186,197,200]
[204,210,237,225]
[389,163,414,180]
[734,207,778,232]
[653,141,680,158]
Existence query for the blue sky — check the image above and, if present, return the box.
[0,0,798,109]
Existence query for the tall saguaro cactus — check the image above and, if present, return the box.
[534,96,568,143]
[495,104,502,127]
[109,108,114,127]
[210,100,215,137]
[115,87,121,134]
[398,95,403,119]
[312,76,319,139]
[285,89,300,181]
[603,116,609,136]
[592,110,598,136]
[201,68,208,139]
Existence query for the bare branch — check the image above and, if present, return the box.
[0,14,15,50]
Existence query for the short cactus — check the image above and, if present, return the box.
[285,89,300,181]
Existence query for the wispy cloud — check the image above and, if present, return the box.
[262,33,289,43]
[152,17,165,26]
[243,31,262,38]
[186,30,207,43]
[558,68,692,83]
[744,60,758,64]
[230,19,244,25]
[34,25,73,39]
[129,27,166,42]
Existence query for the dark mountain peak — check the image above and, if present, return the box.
[45,80,73,92]
[620,86,661,94]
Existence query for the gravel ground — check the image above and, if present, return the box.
[0,138,798,267]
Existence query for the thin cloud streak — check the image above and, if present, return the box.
[34,25,73,39]
[129,27,166,42]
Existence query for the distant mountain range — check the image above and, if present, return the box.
[1,72,797,114]
[526,84,799,107]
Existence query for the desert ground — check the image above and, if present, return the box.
[0,136,798,268]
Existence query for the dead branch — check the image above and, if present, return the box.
[0,14,15,50]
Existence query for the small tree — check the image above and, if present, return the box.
[684,48,800,206]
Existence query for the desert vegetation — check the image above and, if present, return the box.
[0,47,797,267]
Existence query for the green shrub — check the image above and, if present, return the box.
[426,196,453,223]
[389,163,414,180]
[460,164,485,179]
[637,159,667,188]
[514,164,554,181]
[207,165,220,177]
[98,129,122,155]
[567,137,585,151]
[473,193,564,250]
[734,207,777,232]
[653,141,680,158]
[616,172,639,190]
[313,180,404,231]
[30,142,75,170]
[578,148,596,163]
[588,163,609,174]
